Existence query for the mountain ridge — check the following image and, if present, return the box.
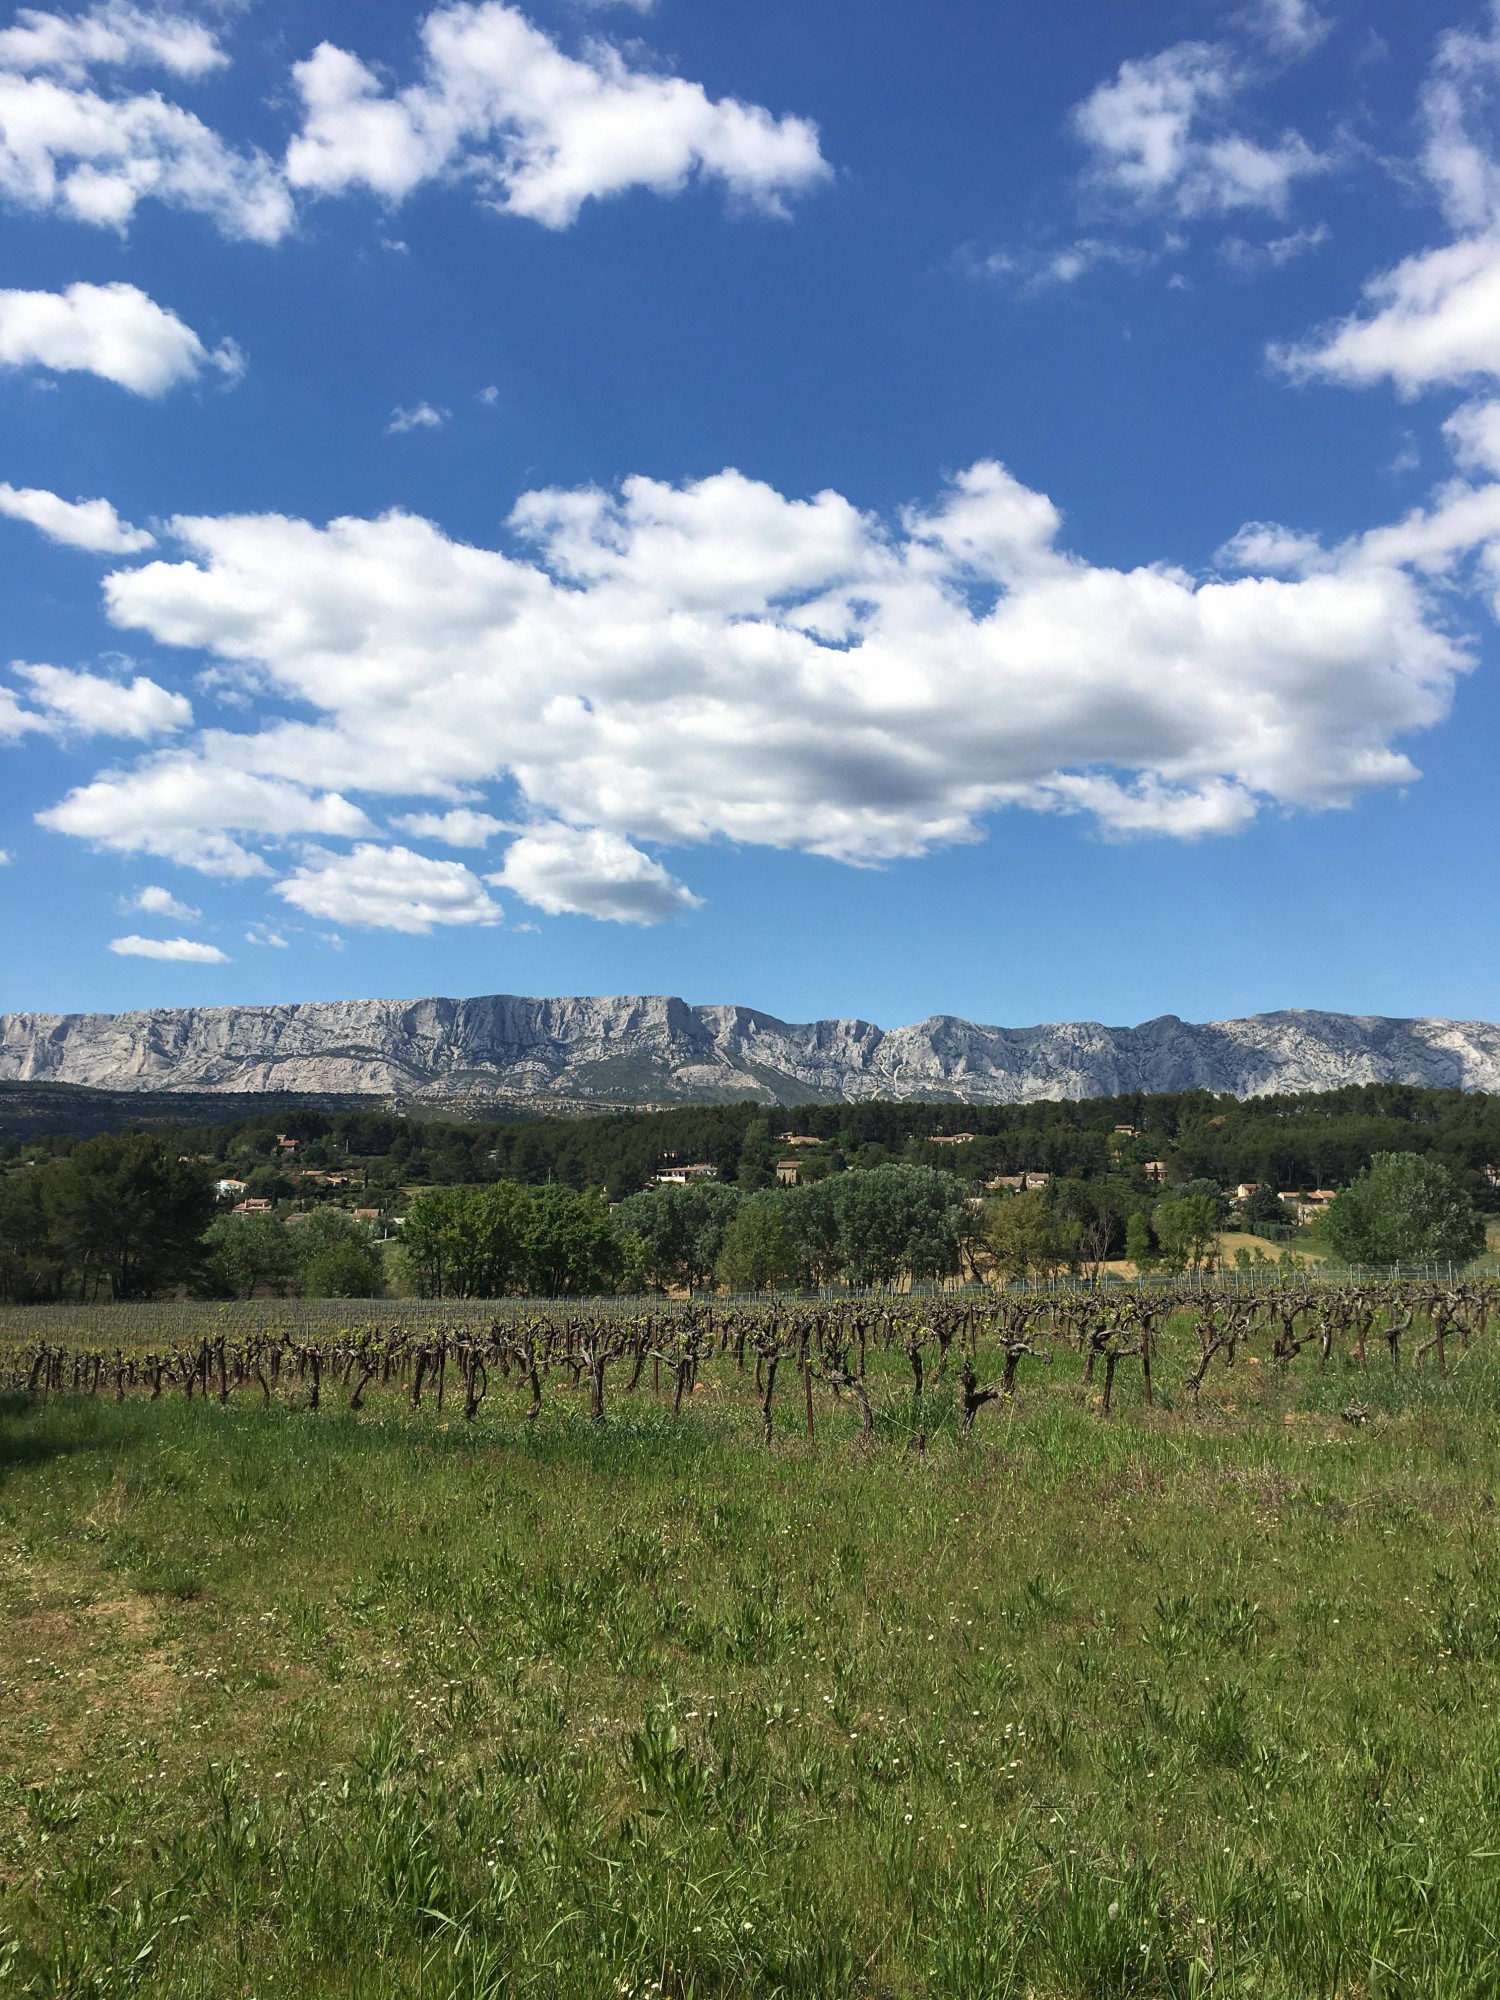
[2,994,1499,1105]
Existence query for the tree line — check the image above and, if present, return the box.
[7,1083,1500,1209]
[0,1134,385,1305]
[0,1121,1489,1304]
[400,1152,1487,1298]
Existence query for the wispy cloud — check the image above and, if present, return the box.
[386,400,448,434]
[1219,221,1329,273]
[109,933,229,962]
[1273,6,1500,397]
[1073,41,1326,221]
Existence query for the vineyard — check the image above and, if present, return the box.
[4,1279,1500,1996]
[2,1279,1495,1438]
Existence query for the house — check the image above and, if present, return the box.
[930,1133,976,1146]
[653,1162,720,1185]
[353,1207,382,1222]
[275,1135,299,1154]
[1113,1123,1140,1139]
[779,1135,822,1148]
[776,1160,802,1186]
[1142,1161,1168,1183]
[215,1177,248,1198]
[233,1198,273,1215]
[1235,1183,1259,1202]
[986,1171,1051,1192]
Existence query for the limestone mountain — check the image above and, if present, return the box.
[2,994,1498,1105]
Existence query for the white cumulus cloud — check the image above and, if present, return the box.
[0,281,241,394]
[395,807,510,845]
[0,4,227,82]
[7,451,1474,939]
[0,66,293,239]
[14,660,190,737]
[284,0,831,226]
[0,686,41,740]
[0,1,827,244]
[491,823,700,922]
[125,881,199,920]
[39,758,373,875]
[1275,8,1500,395]
[0,479,153,551]
[1276,234,1500,394]
[109,932,228,961]
[1073,40,1326,219]
[1445,396,1500,477]
[276,842,502,933]
[3,660,190,744]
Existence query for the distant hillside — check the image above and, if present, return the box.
[0,1081,388,1144]
[2,994,1499,1105]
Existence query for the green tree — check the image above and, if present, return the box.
[397,1187,471,1298]
[400,1183,534,1297]
[787,1179,843,1290]
[832,1165,963,1289]
[0,1165,62,1303]
[1243,1182,1293,1232]
[301,1235,384,1298]
[717,1191,799,1292]
[1152,1193,1221,1274]
[735,1119,776,1192]
[954,1195,991,1284]
[1175,1178,1231,1225]
[1124,1209,1156,1271]
[1323,1152,1486,1267]
[988,1189,1071,1281]
[47,1134,215,1300]
[202,1212,299,1298]
[1051,1177,1121,1276]
[612,1183,742,1293]
[291,1209,386,1297]
[523,1186,625,1297]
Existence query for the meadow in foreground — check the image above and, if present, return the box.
[2,1317,1499,1998]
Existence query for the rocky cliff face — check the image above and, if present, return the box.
[2,994,1498,1104]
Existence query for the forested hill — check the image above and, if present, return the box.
[9,1083,1500,1209]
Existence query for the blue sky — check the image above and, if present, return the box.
[1,0,1499,1032]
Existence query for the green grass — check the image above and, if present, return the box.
[4,1328,1500,1997]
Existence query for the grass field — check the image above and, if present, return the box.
[3,1312,1500,1997]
